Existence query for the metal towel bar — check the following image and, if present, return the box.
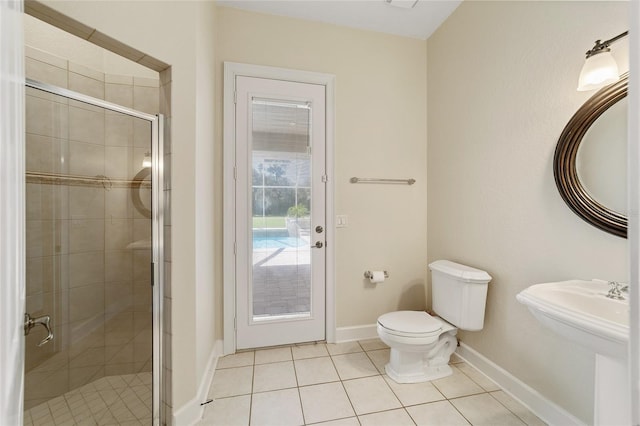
[350,177,415,185]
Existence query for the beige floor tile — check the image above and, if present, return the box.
[217,352,255,369]
[199,395,251,426]
[456,362,500,392]
[255,347,292,365]
[307,417,359,426]
[358,338,388,351]
[250,388,304,426]
[450,393,526,426]
[342,376,401,415]
[406,400,470,425]
[332,352,379,380]
[209,366,254,399]
[366,349,390,374]
[292,343,329,360]
[431,365,484,399]
[299,382,355,424]
[490,391,547,426]
[358,408,415,426]
[253,361,297,393]
[326,342,363,356]
[383,375,445,406]
[294,357,339,386]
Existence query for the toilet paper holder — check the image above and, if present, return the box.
[364,270,389,279]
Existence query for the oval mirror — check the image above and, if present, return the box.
[554,72,628,238]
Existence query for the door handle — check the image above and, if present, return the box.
[311,241,324,249]
[24,313,53,347]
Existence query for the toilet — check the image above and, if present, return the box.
[377,260,492,383]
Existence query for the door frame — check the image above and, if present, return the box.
[223,62,336,354]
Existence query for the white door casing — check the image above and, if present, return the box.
[0,0,25,423]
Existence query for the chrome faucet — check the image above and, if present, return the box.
[606,281,626,300]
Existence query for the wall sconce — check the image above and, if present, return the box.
[578,31,628,91]
[142,151,152,168]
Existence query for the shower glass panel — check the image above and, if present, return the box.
[23,85,154,424]
[251,98,312,320]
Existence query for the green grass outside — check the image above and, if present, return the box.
[253,216,286,228]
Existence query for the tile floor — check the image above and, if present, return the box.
[23,372,152,426]
[199,339,547,426]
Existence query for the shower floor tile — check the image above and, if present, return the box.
[23,372,152,426]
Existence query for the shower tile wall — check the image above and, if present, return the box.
[24,46,159,410]
[159,66,173,424]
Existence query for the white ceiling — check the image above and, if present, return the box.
[216,0,462,40]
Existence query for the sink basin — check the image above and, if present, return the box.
[517,279,628,358]
[517,279,630,425]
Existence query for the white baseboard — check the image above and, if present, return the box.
[173,339,224,426]
[335,324,378,342]
[456,342,585,426]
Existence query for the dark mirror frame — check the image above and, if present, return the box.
[554,72,628,238]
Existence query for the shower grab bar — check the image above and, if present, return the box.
[350,177,416,185]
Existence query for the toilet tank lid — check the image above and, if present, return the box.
[428,260,492,283]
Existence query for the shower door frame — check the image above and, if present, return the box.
[24,78,165,426]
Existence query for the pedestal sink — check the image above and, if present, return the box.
[517,279,629,426]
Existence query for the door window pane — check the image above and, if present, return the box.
[251,98,312,320]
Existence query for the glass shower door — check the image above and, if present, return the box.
[23,83,159,425]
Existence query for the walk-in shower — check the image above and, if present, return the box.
[22,78,163,425]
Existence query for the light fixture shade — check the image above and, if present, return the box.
[577,50,620,91]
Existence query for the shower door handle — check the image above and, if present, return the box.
[24,313,53,347]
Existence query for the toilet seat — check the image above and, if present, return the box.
[378,311,442,338]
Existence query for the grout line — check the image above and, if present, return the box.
[247,356,256,425]
[327,352,360,424]
[487,391,534,426]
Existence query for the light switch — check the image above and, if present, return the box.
[336,215,348,228]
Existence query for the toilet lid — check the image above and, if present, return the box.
[378,311,442,335]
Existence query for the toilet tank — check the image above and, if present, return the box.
[428,260,492,331]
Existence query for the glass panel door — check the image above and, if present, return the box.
[235,76,326,350]
[252,98,312,321]
[23,85,155,425]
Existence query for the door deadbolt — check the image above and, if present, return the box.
[315,225,323,233]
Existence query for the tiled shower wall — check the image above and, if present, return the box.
[159,68,173,424]
[24,45,160,410]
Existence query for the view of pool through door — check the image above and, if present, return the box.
[235,76,326,349]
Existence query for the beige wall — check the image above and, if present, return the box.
[427,1,628,423]
[215,6,428,330]
[37,0,218,416]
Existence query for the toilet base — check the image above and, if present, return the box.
[383,331,458,384]
[385,361,453,383]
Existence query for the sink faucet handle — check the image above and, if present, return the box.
[606,281,625,300]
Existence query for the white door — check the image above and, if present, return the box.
[235,76,326,349]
